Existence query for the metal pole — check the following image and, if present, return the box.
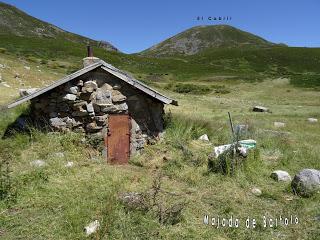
[228,112,235,141]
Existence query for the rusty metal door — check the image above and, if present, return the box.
[105,114,130,164]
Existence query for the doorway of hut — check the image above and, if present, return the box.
[105,114,131,164]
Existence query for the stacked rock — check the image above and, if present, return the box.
[31,79,128,133]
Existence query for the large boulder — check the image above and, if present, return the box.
[112,90,126,103]
[100,102,128,113]
[65,161,74,168]
[82,81,98,93]
[63,94,77,101]
[198,134,209,141]
[49,117,66,130]
[291,169,320,197]
[115,102,128,112]
[95,114,108,126]
[271,170,291,182]
[100,83,113,91]
[86,102,95,113]
[252,106,270,113]
[30,160,46,168]
[308,118,318,123]
[84,220,100,236]
[251,187,262,196]
[95,88,112,106]
[100,104,117,113]
[66,86,78,94]
[274,122,285,128]
[63,117,81,128]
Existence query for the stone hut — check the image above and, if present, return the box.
[7,50,177,164]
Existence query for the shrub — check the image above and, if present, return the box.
[118,171,187,225]
[208,145,241,175]
[165,83,212,94]
[290,73,320,89]
[0,48,7,53]
[26,55,39,63]
[164,114,207,148]
[208,145,261,177]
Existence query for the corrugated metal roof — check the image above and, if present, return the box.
[7,60,178,109]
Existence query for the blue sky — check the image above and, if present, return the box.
[3,0,320,53]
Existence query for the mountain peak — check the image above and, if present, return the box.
[0,1,64,38]
[0,1,119,52]
[141,24,279,56]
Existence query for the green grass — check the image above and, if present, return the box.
[1,74,320,239]
[0,31,320,239]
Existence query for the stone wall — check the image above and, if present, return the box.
[30,68,165,154]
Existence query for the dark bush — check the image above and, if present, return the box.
[165,83,211,94]
[290,73,320,89]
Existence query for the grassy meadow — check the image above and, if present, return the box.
[0,49,320,240]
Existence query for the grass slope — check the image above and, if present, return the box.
[1,35,320,92]
[0,74,319,239]
[0,10,319,239]
[0,2,118,51]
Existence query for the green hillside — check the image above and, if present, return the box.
[0,2,118,52]
[1,34,320,91]
[0,2,319,89]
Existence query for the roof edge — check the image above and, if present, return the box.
[6,59,178,108]
[7,61,103,109]
[100,64,177,105]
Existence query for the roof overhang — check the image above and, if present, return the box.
[6,60,178,109]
